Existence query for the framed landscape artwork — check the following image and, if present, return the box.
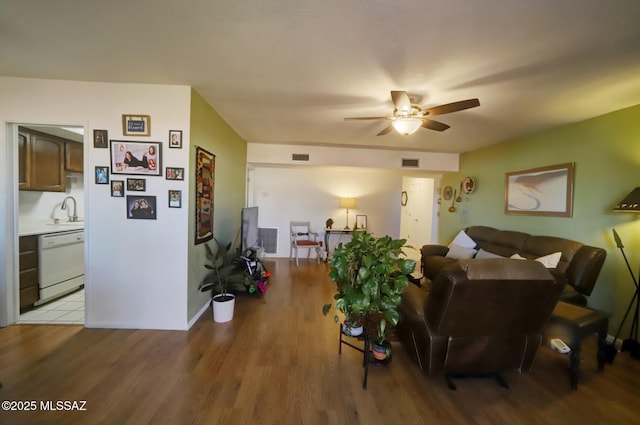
[505,162,574,217]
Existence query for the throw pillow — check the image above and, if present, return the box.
[535,252,562,268]
[448,230,476,249]
[475,248,504,259]
[446,243,478,260]
[510,252,561,268]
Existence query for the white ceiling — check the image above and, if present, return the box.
[2,0,640,153]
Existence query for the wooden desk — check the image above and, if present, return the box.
[324,229,353,261]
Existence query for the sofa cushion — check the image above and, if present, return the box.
[446,244,478,260]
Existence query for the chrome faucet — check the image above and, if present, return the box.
[61,196,78,222]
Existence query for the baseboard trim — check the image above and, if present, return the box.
[188,299,211,329]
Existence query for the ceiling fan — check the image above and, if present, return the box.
[344,91,480,136]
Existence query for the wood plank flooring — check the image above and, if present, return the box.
[1,258,639,424]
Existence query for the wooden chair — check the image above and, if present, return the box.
[290,221,323,266]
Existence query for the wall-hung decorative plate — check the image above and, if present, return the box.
[443,186,453,200]
[462,177,476,194]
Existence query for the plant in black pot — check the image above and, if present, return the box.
[323,231,416,360]
[199,238,251,323]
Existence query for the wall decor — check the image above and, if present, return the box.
[111,180,124,197]
[110,140,162,176]
[95,166,109,184]
[505,162,574,217]
[442,186,453,201]
[355,215,368,230]
[93,129,108,148]
[126,195,156,220]
[401,191,408,206]
[122,114,150,136]
[126,178,146,192]
[462,176,476,194]
[195,146,215,244]
[166,167,184,180]
[169,130,182,148]
[168,190,182,208]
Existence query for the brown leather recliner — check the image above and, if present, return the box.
[397,258,563,389]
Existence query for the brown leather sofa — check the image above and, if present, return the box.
[420,226,606,306]
[397,258,563,389]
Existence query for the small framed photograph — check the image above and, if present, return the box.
[169,130,182,148]
[355,215,367,230]
[166,167,184,180]
[127,178,146,192]
[110,140,162,176]
[95,166,109,184]
[122,114,150,136]
[93,129,108,148]
[111,180,124,197]
[168,190,182,208]
[127,195,156,220]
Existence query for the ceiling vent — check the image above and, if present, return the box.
[402,158,420,168]
[292,153,310,162]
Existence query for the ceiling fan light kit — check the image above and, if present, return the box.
[345,91,480,136]
[392,117,422,135]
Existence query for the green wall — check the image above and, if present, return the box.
[439,104,640,334]
[187,89,247,322]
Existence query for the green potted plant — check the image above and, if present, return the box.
[323,231,416,359]
[199,238,251,323]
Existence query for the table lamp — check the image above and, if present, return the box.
[339,197,357,229]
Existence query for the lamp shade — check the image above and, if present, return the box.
[614,187,640,212]
[339,197,357,209]
[392,117,422,135]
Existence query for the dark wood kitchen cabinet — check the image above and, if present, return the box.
[65,141,83,172]
[19,235,40,310]
[18,127,66,192]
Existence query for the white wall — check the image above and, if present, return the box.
[0,77,191,330]
[251,166,405,257]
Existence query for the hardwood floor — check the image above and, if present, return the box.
[1,258,640,425]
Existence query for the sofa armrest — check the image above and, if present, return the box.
[421,244,449,258]
[566,245,607,296]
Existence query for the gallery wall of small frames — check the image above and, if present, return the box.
[94,115,185,220]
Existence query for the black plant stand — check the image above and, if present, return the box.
[338,324,371,389]
[612,229,640,359]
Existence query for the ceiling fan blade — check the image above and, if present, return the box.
[390,91,412,113]
[424,98,480,116]
[421,119,450,132]
[344,116,391,120]
[376,125,394,136]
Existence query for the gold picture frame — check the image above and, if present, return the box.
[505,162,574,217]
[122,114,151,136]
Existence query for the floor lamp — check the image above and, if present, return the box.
[612,187,640,359]
[339,197,356,230]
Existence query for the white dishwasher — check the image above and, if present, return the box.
[37,230,84,305]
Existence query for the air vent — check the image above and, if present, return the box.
[402,158,420,168]
[257,228,278,254]
[292,153,310,162]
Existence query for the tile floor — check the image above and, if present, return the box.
[18,289,84,325]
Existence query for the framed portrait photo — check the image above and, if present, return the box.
[168,190,182,208]
[169,130,182,149]
[126,178,146,192]
[111,180,124,197]
[93,129,108,148]
[166,167,184,181]
[110,140,162,177]
[126,195,157,220]
[122,114,150,136]
[95,166,109,184]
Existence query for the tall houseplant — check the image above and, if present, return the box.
[323,231,416,357]
[199,238,251,323]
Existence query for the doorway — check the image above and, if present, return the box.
[12,123,86,325]
[399,176,437,264]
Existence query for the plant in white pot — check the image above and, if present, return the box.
[199,238,251,323]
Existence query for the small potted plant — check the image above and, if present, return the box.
[199,238,251,323]
[323,231,416,358]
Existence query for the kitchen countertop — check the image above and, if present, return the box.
[19,221,85,237]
